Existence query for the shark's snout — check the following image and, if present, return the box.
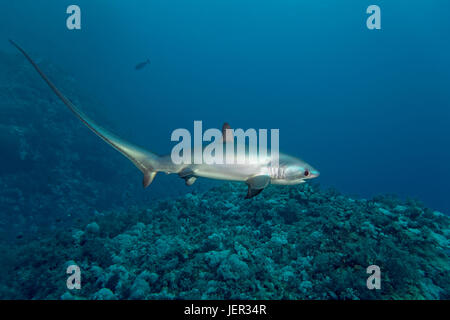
[308,169,320,179]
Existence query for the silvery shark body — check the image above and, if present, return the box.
[10,40,319,198]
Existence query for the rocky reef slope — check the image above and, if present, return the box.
[1,183,448,300]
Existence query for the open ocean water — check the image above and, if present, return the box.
[0,1,448,300]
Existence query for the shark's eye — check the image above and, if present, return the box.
[304,169,310,177]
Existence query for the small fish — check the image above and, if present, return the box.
[135,59,150,70]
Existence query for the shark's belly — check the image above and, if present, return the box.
[193,163,265,182]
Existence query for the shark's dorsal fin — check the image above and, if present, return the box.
[222,122,233,142]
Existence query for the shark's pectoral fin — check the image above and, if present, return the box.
[245,188,264,199]
[143,171,157,188]
[178,168,197,186]
[245,175,270,199]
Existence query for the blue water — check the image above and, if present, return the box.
[1,0,449,212]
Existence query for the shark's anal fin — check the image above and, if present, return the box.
[185,176,197,186]
[245,175,270,199]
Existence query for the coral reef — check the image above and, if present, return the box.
[0,183,448,300]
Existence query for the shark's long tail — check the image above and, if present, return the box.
[9,39,160,187]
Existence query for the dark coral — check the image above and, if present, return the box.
[0,183,448,300]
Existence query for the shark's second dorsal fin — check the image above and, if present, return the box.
[222,122,233,142]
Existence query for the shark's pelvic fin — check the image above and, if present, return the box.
[185,176,197,186]
[245,175,270,199]
[10,39,160,187]
[178,168,197,186]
